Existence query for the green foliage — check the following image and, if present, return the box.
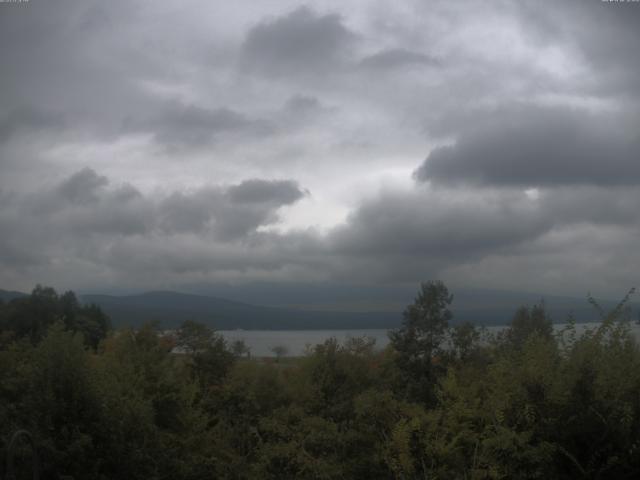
[501,302,554,351]
[1,283,640,479]
[389,280,453,404]
[270,344,289,362]
[176,319,235,391]
[231,339,251,358]
[296,337,378,420]
[450,321,482,362]
[0,285,110,348]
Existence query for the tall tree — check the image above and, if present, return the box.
[504,302,553,350]
[176,320,235,390]
[389,281,453,404]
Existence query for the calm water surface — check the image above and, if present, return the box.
[220,322,640,357]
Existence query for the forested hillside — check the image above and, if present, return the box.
[81,291,400,330]
[1,283,640,479]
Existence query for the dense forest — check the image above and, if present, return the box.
[1,282,640,479]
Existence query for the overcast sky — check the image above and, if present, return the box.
[1,0,639,299]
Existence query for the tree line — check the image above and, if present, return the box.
[1,282,639,479]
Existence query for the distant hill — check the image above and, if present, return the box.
[0,289,28,303]
[82,289,639,330]
[451,289,636,326]
[3,286,637,330]
[81,291,400,330]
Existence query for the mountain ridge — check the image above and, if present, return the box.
[80,290,400,330]
[3,287,637,330]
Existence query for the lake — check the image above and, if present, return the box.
[220,322,640,357]
[219,329,391,357]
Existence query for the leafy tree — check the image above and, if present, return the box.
[2,285,60,343]
[231,339,251,358]
[59,291,111,349]
[389,280,453,404]
[503,302,553,350]
[450,321,481,361]
[3,281,640,479]
[175,319,215,355]
[252,406,343,479]
[176,320,235,391]
[297,337,377,421]
[192,337,235,389]
[270,344,289,362]
[0,286,110,348]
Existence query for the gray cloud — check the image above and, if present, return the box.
[240,6,356,76]
[359,48,439,70]
[512,0,640,96]
[28,169,305,239]
[0,169,311,288]
[283,95,324,117]
[227,179,306,205]
[56,168,109,204]
[415,106,640,187]
[39,175,149,236]
[158,190,218,234]
[0,0,155,141]
[217,179,307,240]
[158,179,306,240]
[331,190,543,259]
[0,107,64,144]
[2,166,640,296]
[126,102,274,150]
[1,169,307,246]
[322,183,640,285]
[2,1,640,297]
[0,237,49,269]
[104,229,326,282]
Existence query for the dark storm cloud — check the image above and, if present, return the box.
[585,3,640,93]
[284,95,322,115]
[158,190,217,234]
[158,179,306,239]
[414,106,640,187]
[0,107,64,144]
[227,179,306,205]
[0,0,239,149]
[359,48,439,70]
[0,0,150,134]
[3,167,640,291]
[0,169,306,249]
[539,187,640,227]
[323,183,640,283]
[217,180,305,240]
[240,6,356,76]
[0,238,49,269]
[2,0,640,296]
[278,94,334,129]
[330,189,547,260]
[31,171,150,236]
[56,168,109,204]
[104,229,325,279]
[46,169,305,239]
[0,169,310,285]
[210,207,280,242]
[207,180,307,240]
[128,102,275,150]
[513,0,640,95]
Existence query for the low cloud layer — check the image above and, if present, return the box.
[0,170,307,284]
[2,168,639,297]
